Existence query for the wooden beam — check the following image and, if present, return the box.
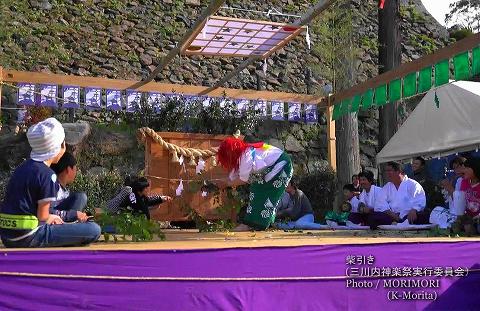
[199,0,334,96]
[331,32,480,105]
[131,0,226,88]
[2,69,327,105]
[326,103,336,171]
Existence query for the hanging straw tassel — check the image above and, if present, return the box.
[211,156,217,167]
[171,151,180,163]
[189,156,197,166]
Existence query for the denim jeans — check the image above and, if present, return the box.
[50,192,88,222]
[275,214,323,230]
[2,222,101,248]
[52,192,88,212]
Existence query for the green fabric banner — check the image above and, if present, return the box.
[341,98,351,115]
[403,72,417,98]
[389,79,401,102]
[418,66,433,93]
[374,84,388,106]
[332,102,341,120]
[350,95,361,112]
[361,89,373,110]
[435,59,450,86]
[453,51,471,80]
[473,46,480,76]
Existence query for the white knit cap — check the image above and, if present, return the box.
[27,117,65,162]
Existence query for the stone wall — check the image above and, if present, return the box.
[0,0,451,172]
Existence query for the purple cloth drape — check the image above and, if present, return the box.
[1,241,479,310]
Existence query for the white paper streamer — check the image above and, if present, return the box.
[196,158,205,174]
[263,59,267,75]
[306,26,311,49]
[176,179,184,196]
[201,191,208,197]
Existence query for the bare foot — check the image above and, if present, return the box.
[233,224,251,232]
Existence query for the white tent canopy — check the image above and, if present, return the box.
[377,80,480,164]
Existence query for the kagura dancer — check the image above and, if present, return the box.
[217,137,293,231]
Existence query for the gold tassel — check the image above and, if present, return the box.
[188,156,197,166]
[211,156,217,167]
[171,151,180,163]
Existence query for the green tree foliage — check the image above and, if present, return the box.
[311,0,359,92]
[445,0,480,33]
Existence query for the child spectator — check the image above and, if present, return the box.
[325,184,358,225]
[0,118,101,248]
[106,175,172,219]
[50,152,89,222]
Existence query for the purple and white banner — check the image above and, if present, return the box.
[202,97,212,108]
[305,104,318,123]
[40,85,57,107]
[63,86,80,108]
[148,92,164,112]
[183,95,198,111]
[17,83,36,106]
[254,100,268,117]
[219,98,232,108]
[13,82,321,124]
[271,101,284,121]
[126,90,142,113]
[85,87,102,110]
[288,103,302,121]
[106,89,122,111]
[236,99,249,114]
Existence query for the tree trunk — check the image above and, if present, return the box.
[378,0,401,150]
[335,60,361,207]
[378,0,401,183]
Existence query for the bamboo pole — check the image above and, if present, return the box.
[326,99,336,171]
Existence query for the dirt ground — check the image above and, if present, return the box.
[2,229,480,252]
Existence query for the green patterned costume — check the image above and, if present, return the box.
[244,152,293,230]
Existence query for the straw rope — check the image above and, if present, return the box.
[137,127,218,160]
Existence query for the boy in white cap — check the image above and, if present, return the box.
[0,117,101,247]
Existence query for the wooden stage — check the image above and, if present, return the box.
[2,229,480,251]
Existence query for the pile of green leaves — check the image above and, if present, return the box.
[98,212,165,242]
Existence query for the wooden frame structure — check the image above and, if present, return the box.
[180,15,306,59]
[0,67,337,172]
[198,0,334,95]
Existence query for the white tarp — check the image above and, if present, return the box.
[377,81,480,163]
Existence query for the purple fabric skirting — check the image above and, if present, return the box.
[0,241,479,311]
